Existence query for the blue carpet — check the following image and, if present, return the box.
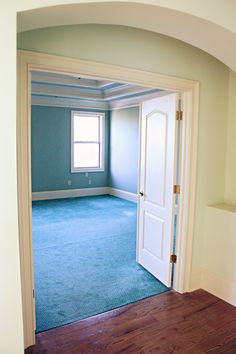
[32,195,169,332]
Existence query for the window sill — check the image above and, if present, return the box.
[71,168,105,173]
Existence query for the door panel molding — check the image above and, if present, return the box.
[144,110,168,207]
[17,50,199,349]
[138,94,178,286]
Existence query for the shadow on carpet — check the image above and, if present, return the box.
[32,195,169,332]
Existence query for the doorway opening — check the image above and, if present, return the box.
[17,50,199,348]
[30,70,180,332]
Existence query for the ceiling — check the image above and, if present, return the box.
[31,71,163,110]
[17,1,236,72]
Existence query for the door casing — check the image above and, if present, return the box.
[17,50,199,349]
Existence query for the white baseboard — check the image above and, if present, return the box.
[201,269,236,307]
[108,187,138,203]
[32,187,109,201]
[32,187,138,202]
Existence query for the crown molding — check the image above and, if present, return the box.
[31,82,104,100]
[31,95,109,110]
[31,71,116,89]
[31,89,169,111]
[32,80,161,102]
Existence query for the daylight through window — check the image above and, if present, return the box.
[71,111,105,172]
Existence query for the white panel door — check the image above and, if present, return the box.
[137,93,178,287]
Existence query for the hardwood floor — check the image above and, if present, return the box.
[25,290,236,354]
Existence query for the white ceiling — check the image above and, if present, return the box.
[31,71,163,110]
[17,1,236,72]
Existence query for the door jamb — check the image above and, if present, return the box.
[17,50,199,349]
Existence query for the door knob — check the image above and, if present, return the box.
[140,191,144,197]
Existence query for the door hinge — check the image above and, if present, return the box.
[170,254,177,263]
[176,110,183,121]
[33,289,35,298]
[173,185,180,194]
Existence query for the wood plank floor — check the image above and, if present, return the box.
[25,290,236,354]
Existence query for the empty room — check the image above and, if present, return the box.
[2,3,236,354]
[30,71,180,333]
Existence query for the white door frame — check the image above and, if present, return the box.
[17,50,199,349]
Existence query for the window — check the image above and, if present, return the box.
[71,111,105,172]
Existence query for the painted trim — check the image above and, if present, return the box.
[17,50,199,349]
[32,82,103,100]
[32,187,109,201]
[71,111,105,173]
[31,71,116,89]
[32,78,159,101]
[17,53,36,348]
[108,188,138,203]
[32,187,138,202]
[31,71,113,88]
[31,89,165,110]
[172,88,200,294]
[201,269,236,307]
[136,104,142,264]
[31,95,109,110]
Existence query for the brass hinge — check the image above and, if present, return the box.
[173,185,180,194]
[176,111,183,121]
[170,254,177,263]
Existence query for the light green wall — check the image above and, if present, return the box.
[201,203,236,306]
[17,24,230,280]
[225,70,236,205]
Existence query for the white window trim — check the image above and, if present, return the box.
[71,111,105,173]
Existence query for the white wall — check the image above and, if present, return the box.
[0,5,24,354]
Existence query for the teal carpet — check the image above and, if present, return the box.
[32,195,169,333]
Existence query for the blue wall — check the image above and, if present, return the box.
[31,105,139,193]
[109,107,139,194]
[31,106,110,192]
